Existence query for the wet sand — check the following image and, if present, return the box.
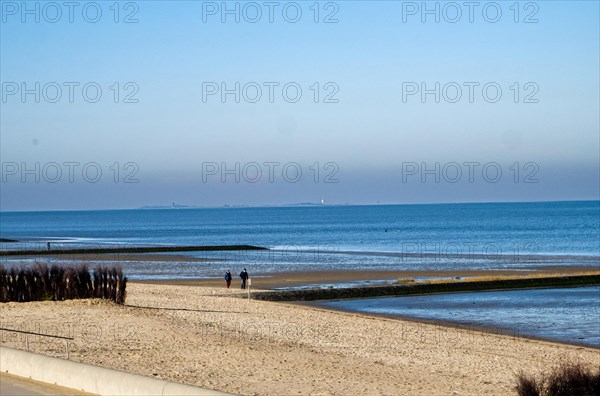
[135,266,600,290]
[3,252,222,263]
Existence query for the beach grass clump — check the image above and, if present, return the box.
[515,362,600,396]
[0,264,127,304]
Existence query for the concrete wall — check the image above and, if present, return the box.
[0,347,232,396]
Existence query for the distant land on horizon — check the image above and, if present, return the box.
[139,202,330,210]
[1,199,598,214]
[137,199,599,211]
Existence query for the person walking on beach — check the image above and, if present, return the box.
[224,270,232,289]
[240,268,249,289]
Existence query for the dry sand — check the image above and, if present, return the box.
[1,283,598,396]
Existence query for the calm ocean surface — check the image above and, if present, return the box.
[315,286,600,347]
[1,201,599,278]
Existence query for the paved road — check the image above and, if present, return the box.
[0,374,90,395]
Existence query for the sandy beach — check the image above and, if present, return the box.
[1,282,598,396]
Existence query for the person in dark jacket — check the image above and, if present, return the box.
[240,268,249,289]
[224,270,232,289]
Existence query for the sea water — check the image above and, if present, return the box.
[314,286,600,347]
[1,201,598,277]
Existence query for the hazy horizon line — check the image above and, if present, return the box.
[1,198,598,214]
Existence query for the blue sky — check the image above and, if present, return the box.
[1,1,599,210]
